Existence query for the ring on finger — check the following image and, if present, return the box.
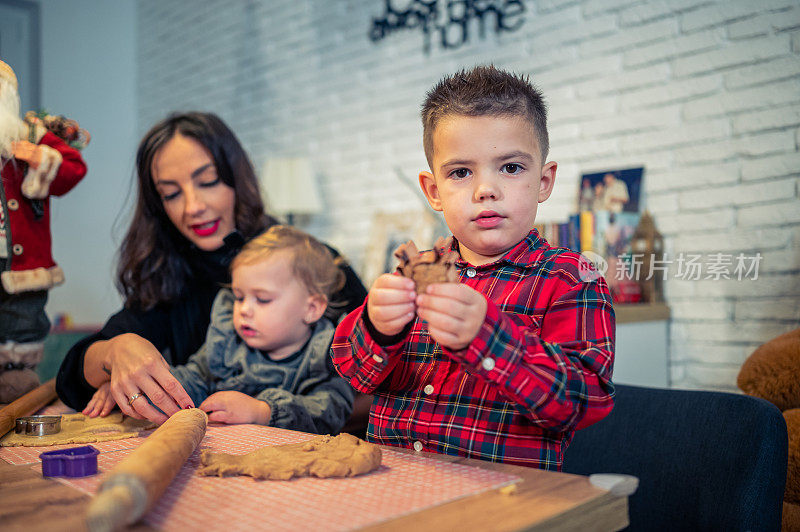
[127,392,142,406]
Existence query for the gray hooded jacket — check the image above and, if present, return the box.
[171,289,354,434]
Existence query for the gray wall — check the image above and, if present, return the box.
[24,0,799,391]
[37,0,137,325]
[137,0,800,391]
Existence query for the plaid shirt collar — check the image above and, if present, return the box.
[447,229,549,270]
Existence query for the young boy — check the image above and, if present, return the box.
[87,225,354,434]
[331,66,615,470]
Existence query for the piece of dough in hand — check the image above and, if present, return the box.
[197,433,382,480]
[394,237,459,294]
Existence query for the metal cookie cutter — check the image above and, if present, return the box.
[40,445,100,478]
[15,415,62,436]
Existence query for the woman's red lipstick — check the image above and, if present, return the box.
[191,219,220,237]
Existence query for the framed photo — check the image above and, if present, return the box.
[577,167,643,214]
[362,210,441,286]
[593,211,641,259]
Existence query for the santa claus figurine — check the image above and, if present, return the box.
[0,60,87,403]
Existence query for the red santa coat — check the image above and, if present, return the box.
[1,131,87,293]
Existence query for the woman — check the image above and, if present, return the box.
[56,112,366,423]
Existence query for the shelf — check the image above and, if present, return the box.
[616,302,670,324]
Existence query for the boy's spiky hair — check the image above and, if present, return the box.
[421,65,549,168]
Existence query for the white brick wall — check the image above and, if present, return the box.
[138,0,800,392]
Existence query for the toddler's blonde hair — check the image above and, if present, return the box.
[231,225,345,302]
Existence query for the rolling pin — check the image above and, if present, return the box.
[0,378,57,437]
[86,408,207,532]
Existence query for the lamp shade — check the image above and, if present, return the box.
[259,158,323,216]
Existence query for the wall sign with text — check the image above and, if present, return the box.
[369,0,526,54]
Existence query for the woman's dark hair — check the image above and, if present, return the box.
[117,111,277,309]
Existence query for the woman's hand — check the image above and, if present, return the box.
[199,391,271,425]
[82,382,116,418]
[85,333,194,424]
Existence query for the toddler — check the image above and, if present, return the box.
[170,225,355,433]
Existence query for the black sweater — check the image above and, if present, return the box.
[56,233,367,410]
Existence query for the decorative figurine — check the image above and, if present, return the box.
[630,211,664,304]
[0,60,88,403]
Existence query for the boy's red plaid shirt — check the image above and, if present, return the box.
[332,230,615,470]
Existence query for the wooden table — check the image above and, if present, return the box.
[0,444,627,532]
[364,448,629,531]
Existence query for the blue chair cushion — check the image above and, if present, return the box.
[563,384,787,531]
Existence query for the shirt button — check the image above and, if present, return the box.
[371,354,384,363]
[423,384,434,395]
[7,199,19,210]
[466,268,477,278]
[482,357,495,371]
[12,244,23,256]
[413,441,423,452]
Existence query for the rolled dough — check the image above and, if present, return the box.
[197,433,382,480]
[0,412,156,447]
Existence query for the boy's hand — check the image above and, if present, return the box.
[366,274,417,336]
[417,283,487,351]
[82,382,116,418]
[199,391,271,425]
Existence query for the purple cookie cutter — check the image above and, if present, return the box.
[40,445,100,478]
